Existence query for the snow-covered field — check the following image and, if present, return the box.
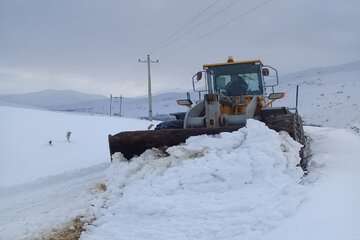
[0,106,152,187]
[0,106,154,239]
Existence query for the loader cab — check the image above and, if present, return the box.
[193,58,279,97]
[203,59,266,97]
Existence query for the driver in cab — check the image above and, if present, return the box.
[225,74,248,96]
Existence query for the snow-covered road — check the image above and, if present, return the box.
[265,127,360,240]
[0,164,108,240]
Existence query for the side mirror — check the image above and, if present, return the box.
[262,68,270,76]
[196,71,202,81]
[268,92,285,100]
[176,99,193,107]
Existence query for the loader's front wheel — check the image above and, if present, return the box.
[155,120,184,130]
[262,112,305,145]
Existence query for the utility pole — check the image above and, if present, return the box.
[119,95,123,117]
[109,94,112,116]
[138,54,159,121]
[109,95,123,117]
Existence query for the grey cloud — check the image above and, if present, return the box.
[0,0,359,95]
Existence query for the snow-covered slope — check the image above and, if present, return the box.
[277,67,360,128]
[282,60,360,80]
[0,106,152,187]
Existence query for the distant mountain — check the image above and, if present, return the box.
[51,92,194,119]
[0,89,193,119]
[0,89,107,109]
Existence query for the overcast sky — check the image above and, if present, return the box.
[0,0,359,96]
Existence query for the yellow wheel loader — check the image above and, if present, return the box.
[108,57,308,171]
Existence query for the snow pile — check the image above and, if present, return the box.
[81,120,305,240]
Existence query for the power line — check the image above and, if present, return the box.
[153,0,242,54]
[158,0,277,56]
[154,0,221,50]
[197,0,275,40]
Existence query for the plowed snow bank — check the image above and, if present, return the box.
[81,120,306,240]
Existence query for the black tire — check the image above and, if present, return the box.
[262,112,305,144]
[155,120,184,130]
[262,111,308,172]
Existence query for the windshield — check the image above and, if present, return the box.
[209,64,263,96]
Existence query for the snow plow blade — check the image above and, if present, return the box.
[108,126,243,160]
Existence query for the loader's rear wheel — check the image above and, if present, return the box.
[155,120,184,130]
[262,111,309,172]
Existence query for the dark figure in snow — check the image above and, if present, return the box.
[48,140,53,146]
[66,131,72,142]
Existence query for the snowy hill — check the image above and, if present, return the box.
[282,60,360,80]
[0,89,107,109]
[51,92,193,119]
[277,61,360,128]
[0,90,192,119]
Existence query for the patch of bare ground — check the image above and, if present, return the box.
[42,216,95,240]
[41,181,107,240]
[95,182,107,192]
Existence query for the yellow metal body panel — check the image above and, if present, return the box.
[219,95,267,115]
[203,59,263,69]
